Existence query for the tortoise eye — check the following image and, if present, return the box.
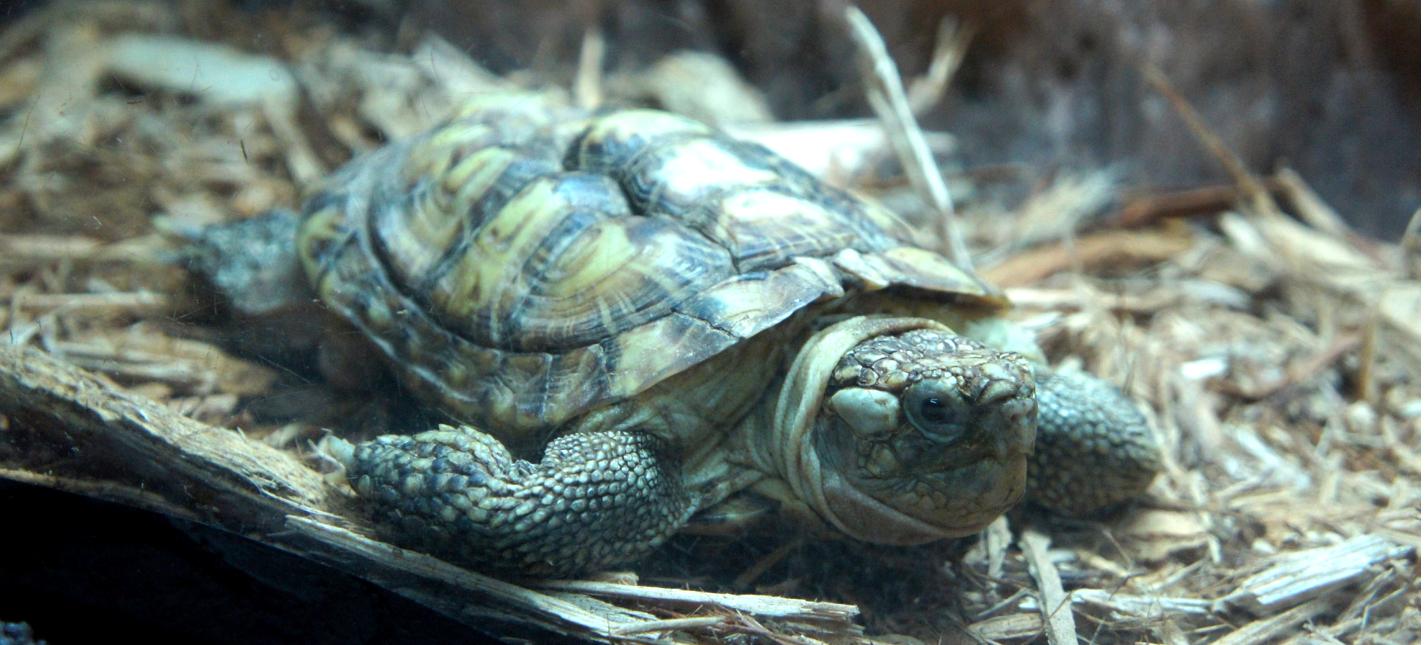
[904,381,968,443]
[919,396,952,423]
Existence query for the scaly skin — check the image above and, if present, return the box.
[186,215,1160,572]
[801,323,1038,543]
[339,317,1160,575]
[345,427,695,576]
[1027,367,1160,515]
[181,101,1163,575]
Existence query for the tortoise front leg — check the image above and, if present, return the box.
[340,425,696,576]
[1027,368,1162,515]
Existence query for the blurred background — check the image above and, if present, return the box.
[4,0,1417,238]
[406,0,1421,239]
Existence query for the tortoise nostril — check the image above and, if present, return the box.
[975,379,1020,406]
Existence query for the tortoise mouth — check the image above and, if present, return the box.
[815,444,1026,546]
[816,468,1009,544]
[813,412,1029,544]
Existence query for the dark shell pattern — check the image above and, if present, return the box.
[296,94,1003,435]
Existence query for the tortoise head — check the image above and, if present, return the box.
[771,317,1035,544]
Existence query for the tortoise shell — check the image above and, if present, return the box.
[295,94,1004,434]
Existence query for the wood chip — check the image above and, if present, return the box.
[104,34,298,107]
[967,611,1044,641]
[1117,180,1285,227]
[728,119,933,187]
[1214,596,1333,645]
[609,616,725,636]
[1020,528,1077,645]
[608,50,773,126]
[905,16,972,116]
[1118,509,1213,562]
[7,291,170,314]
[536,579,861,632]
[982,515,1012,581]
[0,234,102,269]
[48,329,278,395]
[1221,534,1415,616]
[1071,588,1213,619]
[285,517,668,640]
[0,346,330,515]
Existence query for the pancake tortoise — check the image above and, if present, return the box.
[191,93,1160,576]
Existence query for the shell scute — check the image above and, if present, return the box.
[568,109,712,173]
[298,100,999,439]
[685,186,891,272]
[674,261,844,339]
[617,135,782,217]
[509,215,735,351]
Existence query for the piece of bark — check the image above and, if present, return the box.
[0,346,331,528]
[1220,534,1415,616]
[0,347,863,643]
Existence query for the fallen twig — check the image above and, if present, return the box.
[906,16,973,116]
[6,291,171,314]
[1020,528,1077,645]
[984,225,1195,287]
[844,6,971,268]
[536,579,861,636]
[1140,63,1276,218]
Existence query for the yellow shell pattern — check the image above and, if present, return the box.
[296,97,1000,437]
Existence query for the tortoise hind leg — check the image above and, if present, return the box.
[179,209,387,390]
[177,209,325,365]
[1027,367,1162,515]
[180,209,311,319]
[341,425,697,576]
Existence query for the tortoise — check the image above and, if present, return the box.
[190,93,1161,576]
